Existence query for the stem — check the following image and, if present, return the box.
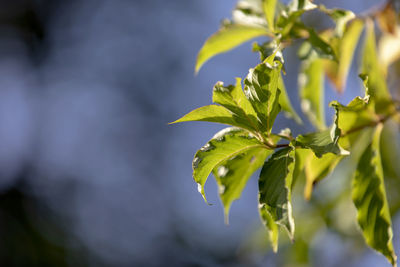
[268,110,400,149]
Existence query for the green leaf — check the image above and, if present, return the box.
[263,0,277,31]
[252,42,301,124]
[244,62,282,133]
[170,105,256,132]
[212,78,260,131]
[303,152,342,200]
[299,58,326,130]
[195,24,270,73]
[307,29,337,61]
[295,107,349,158]
[361,19,390,102]
[295,130,348,158]
[330,83,376,147]
[325,19,364,92]
[259,147,296,252]
[352,125,397,266]
[193,127,267,202]
[213,146,274,223]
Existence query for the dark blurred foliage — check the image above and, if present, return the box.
[0,170,89,266]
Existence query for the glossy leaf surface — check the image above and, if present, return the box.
[193,127,267,201]
[244,62,282,133]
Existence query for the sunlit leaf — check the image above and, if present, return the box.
[299,58,325,130]
[193,127,267,202]
[303,152,342,200]
[330,78,378,147]
[195,24,271,73]
[325,19,364,92]
[244,61,282,133]
[213,78,260,130]
[259,147,296,252]
[170,105,256,132]
[352,125,397,266]
[252,42,301,124]
[213,146,274,222]
[263,0,277,31]
[361,19,390,102]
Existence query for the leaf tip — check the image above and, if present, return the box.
[197,183,210,205]
[194,63,201,75]
[224,210,230,225]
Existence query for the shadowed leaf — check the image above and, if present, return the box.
[295,106,349,158]
[213,146,274,222]
[259,147,295,252]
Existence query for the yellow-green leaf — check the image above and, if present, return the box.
[196,25,270,73]
[244,61,282,133]
[303,152,342,200]
[212,78,260,130]
[299,58,326,130]
[352,125,397,266]
[361,19,390,102]
[263,0,277,31]
[170,105,256,132]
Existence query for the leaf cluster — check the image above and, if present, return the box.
[172,0,400,265]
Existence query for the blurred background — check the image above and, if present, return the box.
[0,0,398,266]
